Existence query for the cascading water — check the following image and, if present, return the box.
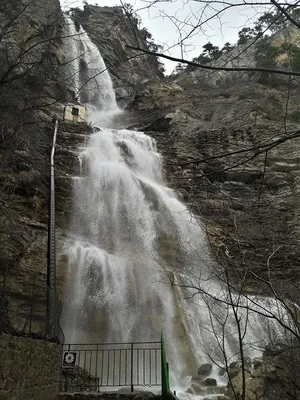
[63,16,81,99]
[61,15,291,398]
[63,16,120,123]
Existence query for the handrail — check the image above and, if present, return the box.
[161,333,180,400]
[46,118,58,336]
[61,336,178,395]
[61,341,162,392]
[63,341,161,346]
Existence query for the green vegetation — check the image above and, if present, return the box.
[174,6,300,77]
[238,7,300,45]
[183,41,234,73]
[254,40,300,83]
[280,44,300,72]
[255,38,280,82]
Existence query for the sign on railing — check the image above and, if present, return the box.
[61,342,162,393]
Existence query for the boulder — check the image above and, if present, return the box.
[203,378,217,386]
[229,361,239,369]
[197,363,213,376]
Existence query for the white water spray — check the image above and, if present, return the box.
[63,16,120,123]
[61,15,292,399]
[62,128,289,389]
[63,16,81,99]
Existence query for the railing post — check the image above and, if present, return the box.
[161,332,171,399]
[131,343,134,392]
[161,333,165,398]
[46,118,58,337]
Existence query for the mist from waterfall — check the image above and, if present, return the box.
[61,127,289,386]
[61,14,291,397]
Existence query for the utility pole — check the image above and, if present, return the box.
[46,118,58,336]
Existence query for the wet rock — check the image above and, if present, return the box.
[203,378,217,386]
[191,374,203,382]
[202,386,227,396]
[198,363,213,376]
[253,360,262,369]
[228,367,240,379]
[226,355,292,400]
[229,361,239,369]
[191,383,225,396]
[191,383,203,395]
[117,388,132,393]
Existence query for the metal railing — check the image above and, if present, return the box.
[46,118,58,336]
[161,333,179,400]
[61,341,162,393]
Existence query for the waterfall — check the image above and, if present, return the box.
[63,16,120,121]
[62,127,289,383]
[63,16,81,99]
[61,15,290,397]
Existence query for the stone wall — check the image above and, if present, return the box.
[60,392,159,400]
[0,333,61,400]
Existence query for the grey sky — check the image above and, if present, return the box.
[62,0,268,73]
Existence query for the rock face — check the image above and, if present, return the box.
[0,0,63,107]
[227,353,300,400]
[0,0,92,332]
[0,114,92,332]
[134,79,300,295]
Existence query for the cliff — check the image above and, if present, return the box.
[1,3,300,334]
[131,76,300,294]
